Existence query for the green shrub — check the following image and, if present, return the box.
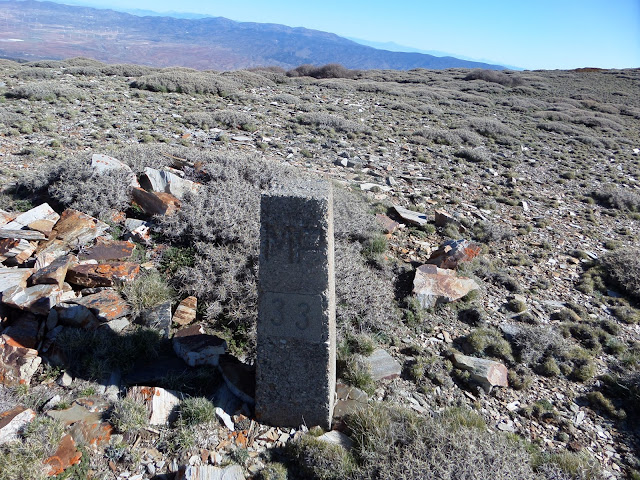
[110,397,148,434]
[464,328,514,363]
[121,270,174,318]
[178,397,216,426]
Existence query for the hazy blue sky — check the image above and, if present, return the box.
[60,0,639,69]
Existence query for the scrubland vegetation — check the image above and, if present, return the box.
[0,58,639,479]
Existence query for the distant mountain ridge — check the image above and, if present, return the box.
[0,0,506,70]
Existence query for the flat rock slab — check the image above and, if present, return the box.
[333,382,368,420]
[131,187,181,216]
[427,239,481,270]
[376,213,401,234]
[452,353,508,392]
[2,284,64,315]
[54,303,100,329]
[141,167,201,200]
[71,289,130,322]
[2,315,40,349]
[34,240,70,269]
[318,430,354,450]
[66,262,140,287]
[31,254,76,288]
[177,465,244,480]
[172,296,197,326]
[78,239,135,262]
[91,153,139,187]
[392,205,428,226]
[434,209,466,232]
[413,264,479,309]
[218,354,255,405]
[126,386,182,425]
[0,406,36,445]
[44,433,82,476]
[140,301,172,337]
[47,397,113,448]
[0,267,33,294]
[0,238,37,264]
[0,334,42,386]
[0,229,46,241]
[359,349,402,381]
[50,209,109,248]
[173,324,227,367]
[0,210,14,227]
[3,203,59,231]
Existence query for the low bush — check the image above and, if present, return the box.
[121,270,174,318]
[287,63,358,79]
[602,248,640,301]
[464,69,524,87]
[6,81,86,101]
[131,70,238,96]
[297,112,367,133]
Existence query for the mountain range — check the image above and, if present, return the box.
[0,0,505,70]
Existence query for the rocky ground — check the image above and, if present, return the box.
[0,59,639,480]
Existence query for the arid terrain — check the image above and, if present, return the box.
[0,58,639,480]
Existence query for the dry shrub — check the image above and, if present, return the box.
[591,186,640,213]
[603,248,640,301]
[6,81,86,101]
[297,112,367,133]
[287,63,358,79]
[464,69,524,87]
[131,69,238,96]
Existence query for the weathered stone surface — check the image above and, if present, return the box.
[0,334,41,386]
[78,238,135,262]
[452,353,508,391]
[359,348,402,381]
[0,267,33,293]
[66,262,140,288]
[34,240,70,269]
[2,315,40,349]
[2,284,63,315]
[50,209,109,248]
[71,289,130,322]
[376,213,401,234]
[0,209,14,227]
[333,382,368,420]
[131,187,181,216]
[3,203,59,231]
[141,167,201,200]
[256,180,336,430]
[318,430,354,450]
[0,406,36,445]
[427,239,481,270]
[91,153,139,187]
[0,229,46,240]
[31,254,76,289]
[392,205,428,226]
[44,433,82,476]
[173,324,227,367]
[54,303,100,329]
[412,264,479,309]
[218,354,255,405]
[0,238,37,264]
[100,317,129,333]
[27,218,57,237]
[126,386,181,425]
[177,465,244,480]
[140,300,172,337]
[172,296,197,326]
[124,355,189,386]
[434,209,466,232]
[47,397,113,448]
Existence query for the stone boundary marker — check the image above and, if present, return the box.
[255,180,336,429]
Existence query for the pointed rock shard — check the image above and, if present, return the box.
[126,386,182,425]
[50,209,109,248]
[0,334,42,386]
[3,203,59,231]
[359,348,402,381]
[412,264,479,309]
[0,406,36,445]
[141,167,201,200]
[2,284,64,315]
[172,296,197,326]
[91,153,140,187]
[131,187,181,216]
[0,267,33,294]
[78,238,135,262]
[31,254,76,289]
[66,262,140,288]
[71,289,130,322]
[452,353,508,392]
[173,324,227,367]
[392,205,428,226]
[427,239,481,270]
[44,433,82,476]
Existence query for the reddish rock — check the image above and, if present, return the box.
[172,296,197,326]
[412,264,479,309]
[31,254,77,289]
[44,433,82,476]
[427,239,481,270]
[0,406,36,445]
[50,209,109,247]
[0,209,15,227]
[131,187,181,216]
[78,238,135,262]
[173,324,227,367]
[0,334,42,386]
[2,315,40,349]
[376,213,401,234]
[126,386,181,425]
[3,203,59,231]
[2,284,64,315]
[0,238,37,264]
[70,289,130,322]
[34,240,70,269]
[452,353,508,391]
[66,262,140,288]
[27,218,57,237]
[47,398,113,449]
